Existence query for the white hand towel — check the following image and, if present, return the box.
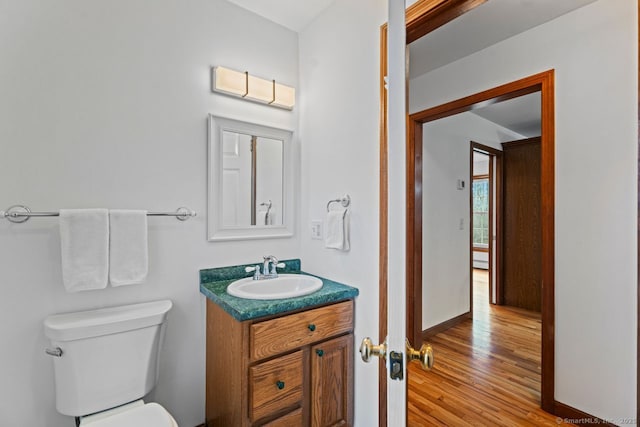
[325,209,350,251]
[59,209,109,292]
[109,210,148,286]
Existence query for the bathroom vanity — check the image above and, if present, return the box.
[200,260,358,427]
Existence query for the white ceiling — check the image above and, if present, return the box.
[409,0,599,78]
[224,0,336,32]
[226,0,595,136]
[471,92,541,138]
[407,0,597,136]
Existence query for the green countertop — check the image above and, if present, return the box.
[199,259,359,321]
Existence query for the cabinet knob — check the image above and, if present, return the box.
[308,324,316,332]
[316,349,324,357]
[276,381,285,390]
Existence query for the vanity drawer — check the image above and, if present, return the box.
[249,350,303,422]
[260,408,303,427]
[250,300,353,360]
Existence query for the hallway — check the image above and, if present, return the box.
[408,270,571,426]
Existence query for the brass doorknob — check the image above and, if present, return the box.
[359,337,387,362]
[406,339,434,371]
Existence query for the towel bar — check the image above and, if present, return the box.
[0,205,197,224]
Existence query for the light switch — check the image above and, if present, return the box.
[311,220,323,239]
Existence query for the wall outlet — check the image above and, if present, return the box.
[311,220,323,239]
[459,218,464,230]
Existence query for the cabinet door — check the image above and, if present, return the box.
[310,334,353,427]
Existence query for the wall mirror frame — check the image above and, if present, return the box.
[208,114,295,241]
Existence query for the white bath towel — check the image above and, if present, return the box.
[59,209,109,292]
[109,210,148,286]
[325,208,350,251]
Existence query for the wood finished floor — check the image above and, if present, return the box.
[407,270,571,426]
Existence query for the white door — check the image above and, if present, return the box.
[358,1,434,425]
[386,0,408,424]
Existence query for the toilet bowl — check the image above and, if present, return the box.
[79,401,178,427]
[44,300,178,426]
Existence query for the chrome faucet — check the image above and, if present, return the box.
[263,255,278,277]
[245,255,285,280]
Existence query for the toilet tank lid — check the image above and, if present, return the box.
[44,300,173,342]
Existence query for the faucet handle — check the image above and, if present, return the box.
[246,264,262,279]
[270,262,286,274]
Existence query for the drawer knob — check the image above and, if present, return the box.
[316,349,324,357]
[276,381,285,390]
[308,324,316,332]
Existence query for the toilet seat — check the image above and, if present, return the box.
[80,402,178,427]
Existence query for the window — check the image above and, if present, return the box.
[472,178,489,248]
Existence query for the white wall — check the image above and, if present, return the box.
[298,0,386,425]
[0,1,300,426]
[420,112,523,329]
[411,0,637,419]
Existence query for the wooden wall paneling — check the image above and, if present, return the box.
[501,138,542,312]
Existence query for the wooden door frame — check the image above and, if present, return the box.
[470,142,503,307]
[379,1,639,425]
[408,71,555,412]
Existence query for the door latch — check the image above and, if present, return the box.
[389,351,404,381]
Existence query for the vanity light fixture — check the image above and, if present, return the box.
[212,66,295,110]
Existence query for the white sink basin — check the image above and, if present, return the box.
[227,274,323,300]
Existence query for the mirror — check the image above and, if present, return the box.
[208,115,294,241]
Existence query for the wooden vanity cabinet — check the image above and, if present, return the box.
[205,299,354,427]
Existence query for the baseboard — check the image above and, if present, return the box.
[422,312,471,340]
[553,401,616,427]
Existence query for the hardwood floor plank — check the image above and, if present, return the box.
[408,270,571,426]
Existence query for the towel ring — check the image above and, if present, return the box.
[326,194,351,212]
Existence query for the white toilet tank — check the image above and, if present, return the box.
[44,300,173,417]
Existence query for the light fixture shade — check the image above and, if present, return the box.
[273,83,295,109]
[212,66,295,110]
[246,74,273,103]
[213,66,246,97]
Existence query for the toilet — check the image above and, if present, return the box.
[43,300,178,426]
